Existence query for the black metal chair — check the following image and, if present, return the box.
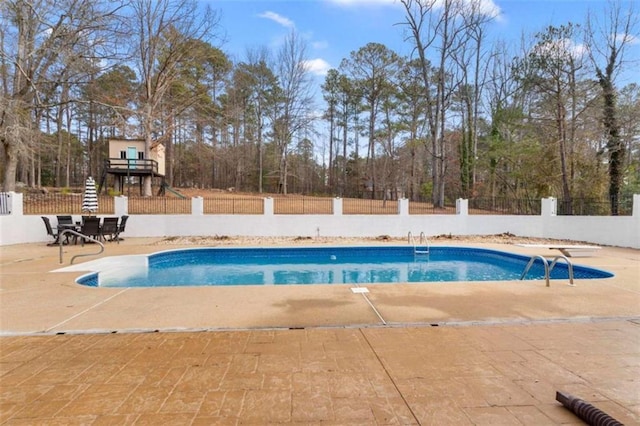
[76,217,102,245]
[41,216,60,245]
[56,215,79,239]
[56,215,73,226]
[100,217,119,242]
[113,215,129,241]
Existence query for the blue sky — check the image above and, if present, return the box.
[204,0,639,88]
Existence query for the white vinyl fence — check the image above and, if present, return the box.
[1,193,638,248]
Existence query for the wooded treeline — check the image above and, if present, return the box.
[1,0,639,212]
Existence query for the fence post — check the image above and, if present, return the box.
[115,196,128,216]
[541,197,556,217]
[456,198,468,216]
[633,194,640,218]
[192,196,203,216]
[264,197,274,216]
[398,198,409,216]
[11,192,22,215]
[333,197,343,216]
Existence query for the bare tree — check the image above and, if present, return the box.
[272,31,315,194]
[242,47,279,193]
[128,0,220,196]
[396,58,429,200]
[482,38,529,200]
[523,24,589,210]
[450,0,494,197]
[399,0,463,207]
[321,69,341,191]
[585,0,638,214]
[0,0,124,191]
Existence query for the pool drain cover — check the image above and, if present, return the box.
[351,287,369,293]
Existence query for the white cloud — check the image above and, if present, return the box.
[615,33,639,46]
[571,42,588,58]
[433,0,503,21]
[312,40,329,49]
[468,0,502,20]
[258,11,295,29]
[303,58,332,76]
[532,38,586,60]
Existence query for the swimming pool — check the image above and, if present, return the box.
[76,246,613,287]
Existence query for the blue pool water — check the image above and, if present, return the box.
[76,246,613,288]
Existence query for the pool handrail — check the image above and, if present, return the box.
[58,229,104,265]
[520,254,575,287]
[408,231,430,255]
[520,255,550,286]
[549,255,575,286]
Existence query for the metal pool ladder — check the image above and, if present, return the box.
[408,231,430,255]
[520,254,574,287]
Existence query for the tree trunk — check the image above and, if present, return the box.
[280,149,288,195]
[55,98,64,187]
[556,87,572,213]
[65,99,74,188]
[166,117,174,186]
[367,100,377,199]
[257,119,263,194]
[142,101,154,196]
[602,79,623,215]
[342,112,348,197]
[328,104,335,190]
[2,138,19,192]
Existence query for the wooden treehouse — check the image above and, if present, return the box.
[99,138,167,196]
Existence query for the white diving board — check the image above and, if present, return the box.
[516,244,602,257]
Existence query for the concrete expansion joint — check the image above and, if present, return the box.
[3,315,638,337]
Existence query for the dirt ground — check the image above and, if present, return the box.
[152,232,588,247]
[171,188,284,199]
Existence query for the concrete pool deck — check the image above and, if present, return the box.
[1,238,639,424]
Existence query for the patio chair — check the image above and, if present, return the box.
[56,215,80,235]
[75,216,102,245]
[113,215,129,241]
[56,215,73,226]
[41,216,60,246]
[100,217,119,242]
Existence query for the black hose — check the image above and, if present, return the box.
[556,391,623,426]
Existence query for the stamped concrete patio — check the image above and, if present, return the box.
[1,238,639,424]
